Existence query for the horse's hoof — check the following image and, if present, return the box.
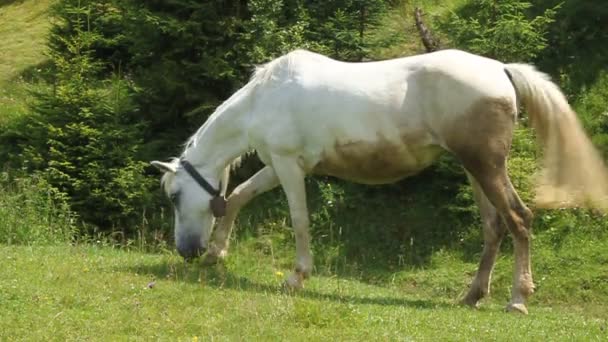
[459,297,480,309]
[505,303,529,315]
[282,273,304,291]
[201,251,226,266]
[201,255,218,266]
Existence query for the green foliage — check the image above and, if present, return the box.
[442,0,558,61]
[532,0,608,93]
[11,2,156,232]
[309,0,389,61]
[243,0,315,62]
[574,71,608,157]
[0,172,75,245]
[120,0,248,150]
[47,1,129,75]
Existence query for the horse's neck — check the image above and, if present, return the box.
[183,101,249,178]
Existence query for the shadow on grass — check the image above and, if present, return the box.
[0,0,25,7]
[234,159,486,280]
[120,260,455,310]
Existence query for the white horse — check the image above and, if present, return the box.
[152,49,608,314]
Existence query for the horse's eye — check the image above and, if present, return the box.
[169,192,180,205]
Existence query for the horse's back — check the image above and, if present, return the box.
[252,49,514,121]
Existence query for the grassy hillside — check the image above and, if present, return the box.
[368,0,468,59]
[0,0,52,125]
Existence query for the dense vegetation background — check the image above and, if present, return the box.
[0,0,607,273]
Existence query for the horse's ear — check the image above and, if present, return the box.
[151,161,177,173]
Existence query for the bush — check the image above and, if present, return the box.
[574,72,608,157]
[441,0,558,62]
[13,4,156,234]
[532,0,608,94]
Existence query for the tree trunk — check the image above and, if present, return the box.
[414,7,439,53]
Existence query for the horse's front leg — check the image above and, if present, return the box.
[203,166,279,265]
[271,154,312,289]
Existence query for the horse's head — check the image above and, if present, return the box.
[151,159,225,259]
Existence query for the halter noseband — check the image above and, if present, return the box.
[180,159,226,217]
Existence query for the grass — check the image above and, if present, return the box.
[1,240,606,341]
[0,0,52,125]
[368,0,468,59]
[0,172,75,245]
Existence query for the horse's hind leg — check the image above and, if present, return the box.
[204,166,279,264]
[470,168,534,314]
[461,172,507,308]
[448,97,534,313]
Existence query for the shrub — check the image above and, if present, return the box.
[574,72,608,157]
[15,4,156,234]
[441,0,558,62]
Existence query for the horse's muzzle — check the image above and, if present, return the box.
[176,236,206,260]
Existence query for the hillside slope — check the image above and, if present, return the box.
[0,0,52,124]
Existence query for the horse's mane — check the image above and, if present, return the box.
[251,51,292,85]
[251,49,319,86]
[182,61,270,153]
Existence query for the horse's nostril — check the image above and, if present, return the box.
[176,238,205,260]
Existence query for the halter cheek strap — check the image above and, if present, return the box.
[180,159,226,217]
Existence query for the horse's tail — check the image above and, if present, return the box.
[505,63,608,210]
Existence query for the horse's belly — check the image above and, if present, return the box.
[312,139,443,184]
